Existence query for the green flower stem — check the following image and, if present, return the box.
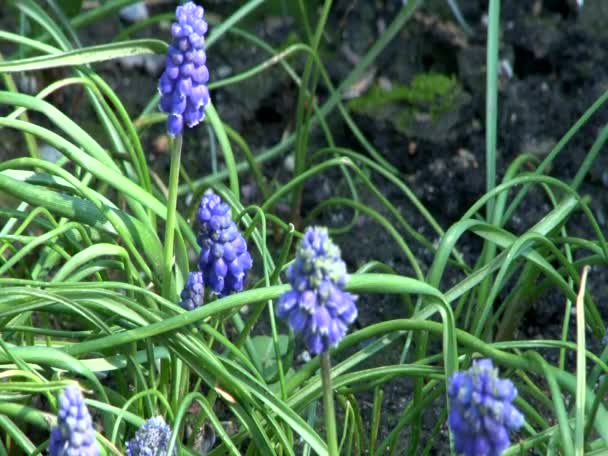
[485,0,500,220]
[321,352,339,456]
[161,134,182,299]
[478,0,501,329]
[575,266,590,455]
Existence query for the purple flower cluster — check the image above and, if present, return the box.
[126,416,176,456]
[448,359,524,456]
[179,191,251,308]
[277,227,357,355]
[197,190,252,296]
[158,1,210,136]
[179,271,205,310]
[49,385,99,456]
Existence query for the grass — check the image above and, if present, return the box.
[0,0,607,455]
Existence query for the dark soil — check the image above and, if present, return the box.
[2,0,608,453]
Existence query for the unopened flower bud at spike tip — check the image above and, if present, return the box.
[448,359,524,456]
[158,2,210,136]
[126,416,176,456]
[277,226,358,355]
[197,190,252,296]
[49,385,99,456]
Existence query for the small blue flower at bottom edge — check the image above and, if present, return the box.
[448,359,524,456]
[276,226,357,355]
[49,385,99,456]
[125,416,176,456]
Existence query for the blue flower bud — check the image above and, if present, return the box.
[180,271,205,310]
[277,227,358,355]
[125,416,176,456]
[197,190,252,296]
[49,385,99,456]
[448,359,524,456]
[158,2,210,136]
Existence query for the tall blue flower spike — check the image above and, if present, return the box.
[448,359,525,456]
[49,385,99,456]
[125,416,176,456]
[158,1,210,136]
[197,190,253,296]
[179,271,205,310]
[277,226,358,355]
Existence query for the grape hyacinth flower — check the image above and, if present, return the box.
[277,226,358,355]
[158,1,210,136]
[197,190,252,296]
[179,271,205,310]
[49,385,99,456]
[125,416,176,456]
[448,359,525,456]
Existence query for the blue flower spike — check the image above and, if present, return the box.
[180,271,205,310]
[126,416,176,456]
[49,385,99,456]
[448,359,525,456]
[197,190,253,296]
[159,1,210,136]
[277,226,358,355]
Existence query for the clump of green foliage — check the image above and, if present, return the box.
[349,73,469,139]
[350,73,458,118]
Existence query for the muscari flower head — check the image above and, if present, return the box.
[276,226,358,355]
[125,416,176,456]
[448,359,525,456]
[180,271,205,310]
[49,385,99,456]
[197,190,253,296]
[158,1,210,136]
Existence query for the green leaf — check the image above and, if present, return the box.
[0,39,167,73]
[251,335,292,383]
[57,0,83,16]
